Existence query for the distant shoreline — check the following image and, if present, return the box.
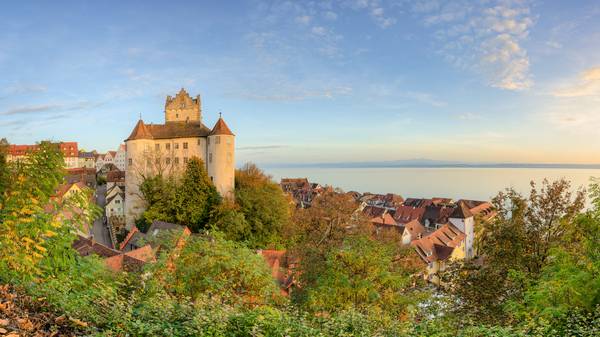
[263,162,600,170]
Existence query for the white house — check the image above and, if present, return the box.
[114,144,127,171]
[106,189,125,219]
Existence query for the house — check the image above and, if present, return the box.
[65,167,97,188]
[77,151,96,169]
[106,187,125,219]
[403,198,434,208]
[281,178,310,193]
[72,235,155,272]
[370,212,398,228]
[402,219,426,245]
[114,144,127,171]
[47,181,94,237]
[106,169,125,189]
[411,223,466,283]
[280,177,328,208]
[393,205,426,225]
[421,204,454,230]
[7,141,79,168]
[124,89,235,227]
[119,220,191,252]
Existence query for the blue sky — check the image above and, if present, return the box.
[1,0,599,165]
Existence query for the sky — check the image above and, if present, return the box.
[1,0,599,165]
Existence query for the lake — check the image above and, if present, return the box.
[265,167,600,202]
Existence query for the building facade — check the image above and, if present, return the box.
[7,142,79,168]
[124,88,235,227]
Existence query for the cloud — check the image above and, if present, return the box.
[232,85,352,101]
[458,112,481,120]
[0,101,104,116]
[412,0,534,90]
[553,66,600,97]
[295,15,312,25]
[237,145,288,151]
[0,104,61,116]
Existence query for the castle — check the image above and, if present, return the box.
[124,88,235,227]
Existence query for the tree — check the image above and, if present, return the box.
[160,233,281,307]
[300,235,421,322]
[140,157,220,232]
[442,178,586,324]
[176,157,221,231]
[0,138,8,202]
[0,142,98,281]
[232,163,292,248]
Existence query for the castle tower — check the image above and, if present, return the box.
[449,201,475,259]
[207,115,235,198]
[164,88,201,123]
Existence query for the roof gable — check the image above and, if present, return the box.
[210,117,234,136]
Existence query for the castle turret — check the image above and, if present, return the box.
[207,115,235,198]
[449,201,475,259]
[165,88,201,123]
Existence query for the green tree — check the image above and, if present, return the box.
[442,178,586,324]
[0,142,98,281]
[301,235,421,322]
[141,157,220,232]
[0,138,8,202]
[159,233,281,307]
[232,163,292,248]
[176,157,221,231]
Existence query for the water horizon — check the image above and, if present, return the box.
[265,167,600,203]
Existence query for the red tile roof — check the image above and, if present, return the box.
[209,117,234,136]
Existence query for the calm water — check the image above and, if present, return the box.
[266,167,600,202]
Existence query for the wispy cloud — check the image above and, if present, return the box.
[553,66,600,97]
[231,85,353,101]
[411,0,534,90]
[237,145,288,151]
[0,101,104,116]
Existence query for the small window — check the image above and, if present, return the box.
[166,158,171,165]
[197,138,201,145]
[183,142,188,149]
[216,136,221,144]
[209,153,212,163]
[174,157,179,165]
[155,144,160,151]
[175,143,179,149]
[207,138,210,145]
[184,157,188,163]
[210,176,213,182]
[166,143,170,150]
[176,113,179,118]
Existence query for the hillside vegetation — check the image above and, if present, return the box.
[0,144,599,336]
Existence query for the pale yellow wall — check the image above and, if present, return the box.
[207,134,235,199]
[124,136,209,228]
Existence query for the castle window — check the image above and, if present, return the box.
[216,136,221,144]
[166,143,170,150]
[155,144,160,151]
[207,138,210,145]
[210,176,213,182]
[174,157,179,165]
[209,153,212,163]
[176,114,179,118]
[197,138,201,145]
[183,157,189,163]
[128,158,132,166]
[166,158,171,165]
[175,143,179,149]
[183,142,188,149]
